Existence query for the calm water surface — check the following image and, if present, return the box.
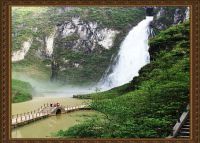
[12,110,97,138]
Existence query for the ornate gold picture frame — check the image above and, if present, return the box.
[0,0,200,142]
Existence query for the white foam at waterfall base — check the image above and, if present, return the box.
[99,16,154,90]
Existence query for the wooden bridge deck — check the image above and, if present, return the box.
[12,104,90,128]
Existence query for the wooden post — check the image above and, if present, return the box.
[16,118,17,124]
[31,113,33,119]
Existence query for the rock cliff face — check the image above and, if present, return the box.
[12,40,32,62]
[151,7,189,33]
[55,17,119,53]
[51,17,120,82]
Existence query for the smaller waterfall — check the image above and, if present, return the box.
[99,16,154,90]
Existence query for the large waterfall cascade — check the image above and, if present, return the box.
[99,16,154,90]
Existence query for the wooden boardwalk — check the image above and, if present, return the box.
[12,104,90,128]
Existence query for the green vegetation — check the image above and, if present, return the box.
[79,7,145,30]
[54,47,119,84]
[57,21,190,138]
[12,7,49,50]
[12,79,33,103]
[44,7,145,30]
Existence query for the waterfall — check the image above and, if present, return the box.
[99,16,154,90]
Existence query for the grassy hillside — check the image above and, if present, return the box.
[57,21,190,138]
[12,79,33,103]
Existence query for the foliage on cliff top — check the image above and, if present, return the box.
[58,21,190,138]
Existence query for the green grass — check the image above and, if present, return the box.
[12,79,33,103]
[58,21,190,138]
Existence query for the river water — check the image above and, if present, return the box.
[12,96,96,138]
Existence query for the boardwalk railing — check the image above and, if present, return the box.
[12,103,90,128]
[172,105,190,137]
